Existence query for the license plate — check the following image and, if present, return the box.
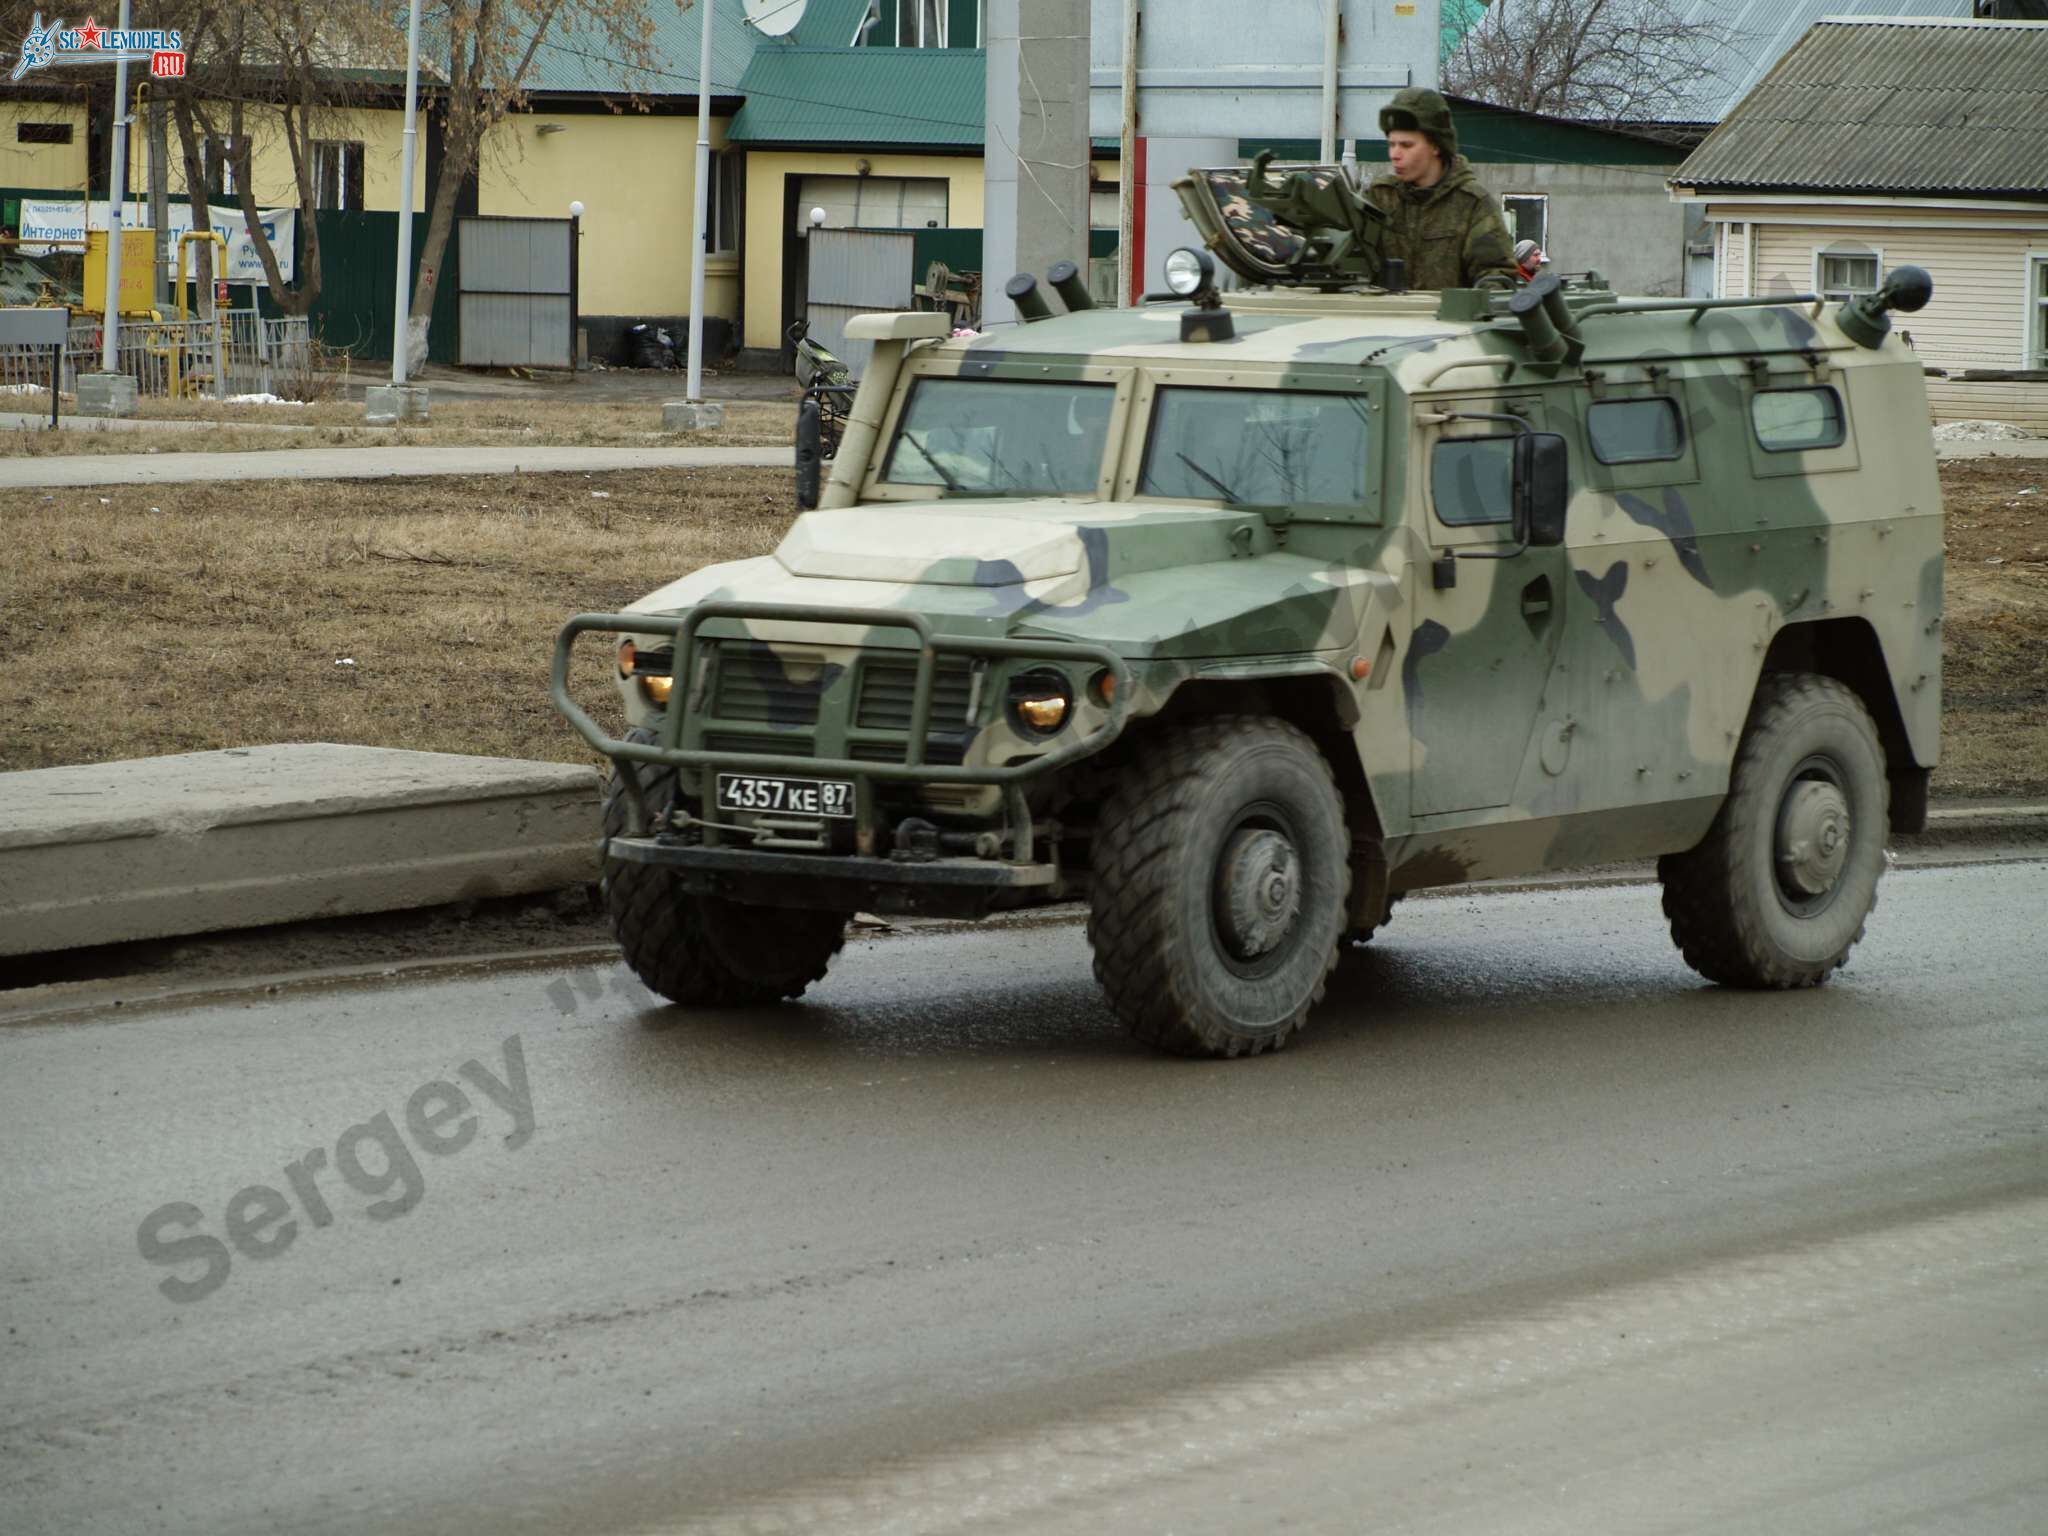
[716,773,855,819]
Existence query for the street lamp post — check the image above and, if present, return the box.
[369,0,428,423]
[78,0,140,416]
[664,0,723,431]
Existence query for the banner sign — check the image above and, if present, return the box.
[17,199,296,283]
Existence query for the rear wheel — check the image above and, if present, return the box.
[1659,673,1889,988]
[602,731,849,1006]
[1088,717,1350,1057]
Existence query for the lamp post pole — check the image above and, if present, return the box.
[685,0,714,404]
[99,0,134,373]
[391,0,423,385]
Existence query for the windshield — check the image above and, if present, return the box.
[883,378,1116,497]
[1139,387,1372,508]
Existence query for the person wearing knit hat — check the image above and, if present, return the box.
[1366,86,1516,289]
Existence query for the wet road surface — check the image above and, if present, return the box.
[4,863,2044,1533]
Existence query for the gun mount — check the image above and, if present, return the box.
[1174,153,1392,290]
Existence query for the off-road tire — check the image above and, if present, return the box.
[1658,673,1889,988]
[1088,716,1350,1058]
[601,731,848,1006]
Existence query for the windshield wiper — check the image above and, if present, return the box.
[1176,451,1242,504]
[896,431,967,495]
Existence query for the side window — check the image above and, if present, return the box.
[1752,387,1846,453]
[1432,437,1514,526]
[1586,398,1683,464]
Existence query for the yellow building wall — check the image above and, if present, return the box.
[480,111,737,319]
[115,104,426,212]
[0,101,92,193]
[741,150,985,352]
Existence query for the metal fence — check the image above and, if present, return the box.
[0,310,313,401]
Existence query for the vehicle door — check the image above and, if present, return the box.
[1405,392,1569,817]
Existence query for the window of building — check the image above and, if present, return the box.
[1587,398,1684,464]
[312,140,364,210]
[16,122,73,145]
[203,136,239,199]
[1502,194,1546,250]
[861,0,980,46]
[2029,254,2048,371]
[1752,387,1846,453]
[1817,250,1880,303]
[707,149,742,254]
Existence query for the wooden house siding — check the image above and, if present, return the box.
[1707,205,2048,369]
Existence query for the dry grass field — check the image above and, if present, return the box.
[0,467,792,772]
[1,460,2041,795]
[0,394,799,456]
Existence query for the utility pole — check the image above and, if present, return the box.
[1320,0,1340,163]
[1118,0,1138,307]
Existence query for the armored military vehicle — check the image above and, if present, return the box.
[551,160,1943,1058]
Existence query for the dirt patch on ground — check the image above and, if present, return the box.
[0,395,798,454]
[0,467,794,772]
[1,460,2041,794]
[1937,460,2048,796]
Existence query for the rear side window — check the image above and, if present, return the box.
[1587,398,1683,464]
[1431,437,1514,526]
[1752,387,1846,452]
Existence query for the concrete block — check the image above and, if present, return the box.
[365,384,429,425]
[663,400,725,432]
[0,745,600,958]
[75,373,139,418]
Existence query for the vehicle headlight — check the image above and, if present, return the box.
[1007,669,1072,736]
[619,640,674,706]
[1164,247,1215,298]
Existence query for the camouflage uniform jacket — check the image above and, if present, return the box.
[1366,158,1515,290]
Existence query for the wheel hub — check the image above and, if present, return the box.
[1776,779,1851,898]
[1216,827,1301,960]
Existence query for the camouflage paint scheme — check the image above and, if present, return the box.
[572,275,1942,911]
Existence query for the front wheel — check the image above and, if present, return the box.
[602,732,849,1006]
[1658,673,1889,988]
[1088,717,1350,1058]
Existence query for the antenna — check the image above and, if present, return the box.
[742,0,809,38]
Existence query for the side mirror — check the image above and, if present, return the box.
[794,399,823,510]
[1515,432,1569,547]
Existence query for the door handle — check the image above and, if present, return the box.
[1521,575,1554,626]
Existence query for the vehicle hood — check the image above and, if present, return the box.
[623,499,1386,659]
[772,499,1259,588]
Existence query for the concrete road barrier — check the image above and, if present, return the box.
[0,745,599,958]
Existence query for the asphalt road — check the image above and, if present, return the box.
[3,863,2044,1535]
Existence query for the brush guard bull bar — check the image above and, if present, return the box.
[551,603,1132,898]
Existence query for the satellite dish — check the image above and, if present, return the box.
[743,0,808,38]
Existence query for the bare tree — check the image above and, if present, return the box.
[1442,0,1745,129]
[160,1,392,317]
[401,0,662,372]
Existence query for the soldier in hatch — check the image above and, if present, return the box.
[1367,86,1515,289]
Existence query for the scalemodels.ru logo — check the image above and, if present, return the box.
[10,12,187,82]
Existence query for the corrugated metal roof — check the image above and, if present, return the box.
[1636,0,1974,124]
[727,46,984,147]
[1674,18,2048,196]
[523,0,761,97]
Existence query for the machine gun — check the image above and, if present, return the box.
[1173,152,1394,290]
